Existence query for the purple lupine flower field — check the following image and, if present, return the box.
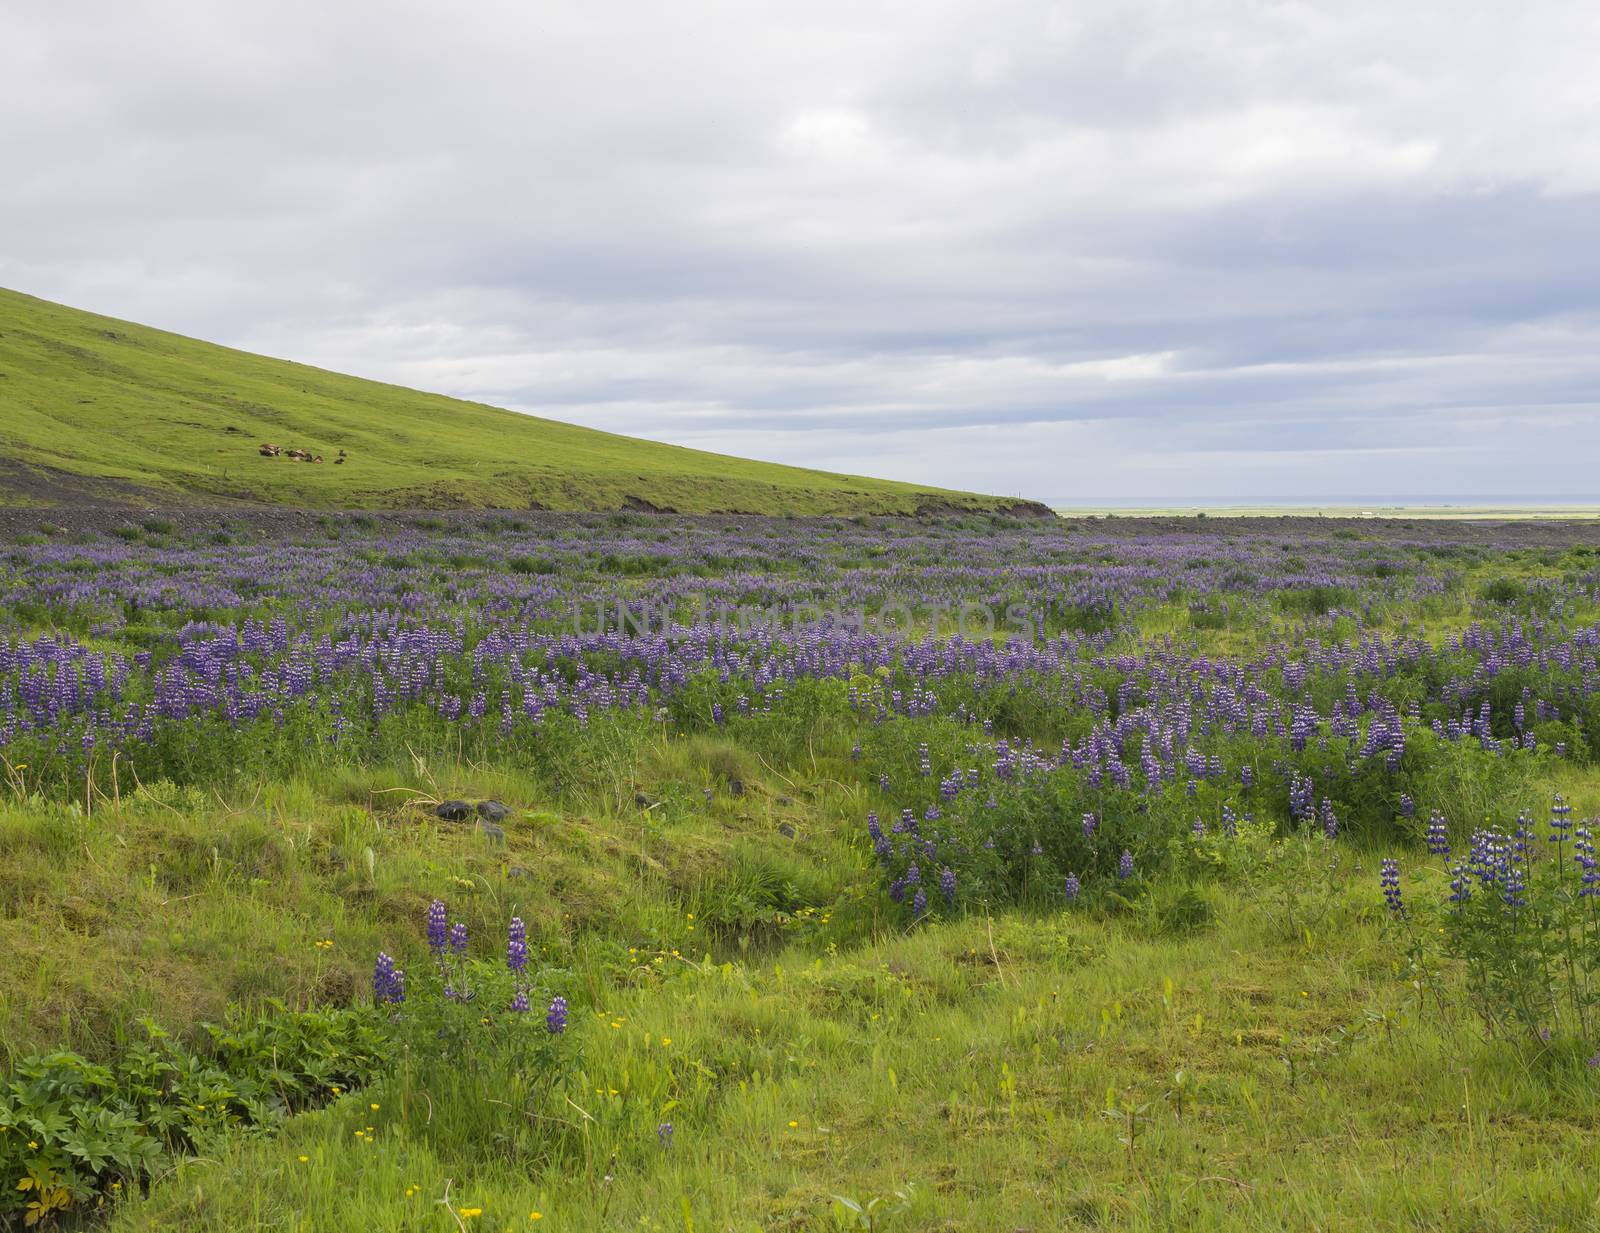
[2,509,1599,1228]
[2,513,1594,806]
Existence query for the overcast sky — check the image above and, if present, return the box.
[5,1,1600,503]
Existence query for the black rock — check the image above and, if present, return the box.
[727,778,744,797]
[776,822,796,839]
[634,791,655,808]
[477,819,506,845]
[477,799,511,822]
[435,799,472,822]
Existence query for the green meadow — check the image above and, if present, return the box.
[1,512,1598,1231]
[0,288,1028,517]
[9,757,1595,1233]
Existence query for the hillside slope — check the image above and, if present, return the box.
[0,288,1042,515]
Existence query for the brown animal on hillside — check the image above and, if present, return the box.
[259,444,280,457]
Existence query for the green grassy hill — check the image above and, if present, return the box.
[0,288,1040,515]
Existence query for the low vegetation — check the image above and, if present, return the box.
[1,512,1598,1230]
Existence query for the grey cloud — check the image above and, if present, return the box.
[3,0,1600,501]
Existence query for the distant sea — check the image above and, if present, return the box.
[1048,494,1600,510]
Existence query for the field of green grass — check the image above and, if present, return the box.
[9,756,1595,1233]
[0,288,1032,516]
[2,514,1599,1231]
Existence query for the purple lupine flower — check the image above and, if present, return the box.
[658,1121,674,1149]
[1380,858,1403,915]
[1514,813,1535,860]
[427,899,449,954]
[939,866,957,905]
[1398,793,1415,818]
[1319,798,1339,841]
[449,921,469,955]
[1504,823,1531,909]
[1576,828,1597,897]
[507,916,528,973]
[1289,775,1314,820]
[1448,861,1472,904]
[546,995,568,1034]
[912,886,928,916]
[1191,817,1206,839]
[510,991,531,1013]
[373,952,406,1005]
[1081,812,1097,838]
[1425,812,1450,857]
[1064,872,1081,902]
[1550,794,1573,844]
[1118,850,1134,880]
[1468,828,1504,889]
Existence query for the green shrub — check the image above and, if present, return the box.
[0,1007,387,1227]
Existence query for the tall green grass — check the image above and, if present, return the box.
[2,734,1597,1230]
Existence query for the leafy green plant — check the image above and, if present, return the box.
[0,1008,388,1227]
[1425,803,1600,1043]
[829,1183,917,1231]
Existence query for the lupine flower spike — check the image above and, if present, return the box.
[1380,858,1404,916]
